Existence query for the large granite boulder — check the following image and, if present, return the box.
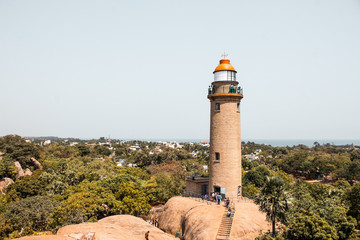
[14,161,25,178]
[16,215,176,240]
[31,157,43,170]
[14,161,32,178]
[157,196,270,240]
[0,177,14,193]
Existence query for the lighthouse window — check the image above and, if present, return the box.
[215,103,220,111]
[237,103,240,111]
[215,152,220,161]
[227,71,236,81]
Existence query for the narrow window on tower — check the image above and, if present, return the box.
[237,103,240,112]
[215,152,220,161]
[215,103,220,111]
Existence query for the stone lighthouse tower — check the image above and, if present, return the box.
[208,56,243,198]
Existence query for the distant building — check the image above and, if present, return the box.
[129,145,140,151]
[153,147,163,153]
[116,159,127,167]
[244,153,259,161]
[200,142,210,147]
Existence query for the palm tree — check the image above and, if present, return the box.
[254,176,290,237]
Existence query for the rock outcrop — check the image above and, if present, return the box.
[24,168,32,176]
[14,161,25,178]
[14,161,32,178]
[156,197,206,235]
[230,201,271,240]
[156,197,270,240]
[16,215,176,240]
[31,157,43,170]
[0,177,14,193]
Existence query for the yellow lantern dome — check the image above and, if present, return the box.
[213,59,236,73]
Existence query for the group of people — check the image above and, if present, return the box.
[199,192,232,217]
[212,192,222,204]
[211,192,231,207]
[211,193,232,217]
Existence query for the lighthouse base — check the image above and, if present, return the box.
[185,176,209,197]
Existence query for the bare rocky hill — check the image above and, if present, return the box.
[16,215,175,240]
[155,196,270,240]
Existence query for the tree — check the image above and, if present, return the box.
[283,210,338,240]
[350,149,360,161]
[278,150,309,176]
[242,184,259,198]
[94,145,112,157]
[49,181,121,229]
[334,180,351,191]
[0,135,40,167]
[5,170,47,201]
[320,206,356,240]
[43,144,78,158]
[115,182,151,216]
[344,183,360,228]
[0,156,17,179]
[242,157,258,171]
[77,144,90,157]
[0,196,55,238]
[147,162,186,201]
[254,176,290,237]
[345,160,360,185]
[243,166,271,188]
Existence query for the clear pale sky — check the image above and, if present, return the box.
[1,0,360,140]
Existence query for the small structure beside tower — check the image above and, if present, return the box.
[186,56,244,199]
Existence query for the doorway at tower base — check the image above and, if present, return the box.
[185,176,209,197]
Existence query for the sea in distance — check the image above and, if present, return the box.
[135,138,360,147]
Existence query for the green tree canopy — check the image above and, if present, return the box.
[49,181,121,229]
[0,196,55,238]
[115,182,151,216]
[243,166,271,188]
[283,210,338,240]
[0,135,40,167]
[345,183,360,228]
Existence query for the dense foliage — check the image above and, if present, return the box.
[0,135,208,239]
[242,141,360,239]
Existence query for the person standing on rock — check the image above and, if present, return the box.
[145,231,150,240]
[218,194,222,205]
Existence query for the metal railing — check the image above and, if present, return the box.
[208,86,243,95]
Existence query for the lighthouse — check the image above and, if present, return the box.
[208,56,243,198]
[185,56,243,199]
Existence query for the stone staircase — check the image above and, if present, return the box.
[215,205,235,240]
